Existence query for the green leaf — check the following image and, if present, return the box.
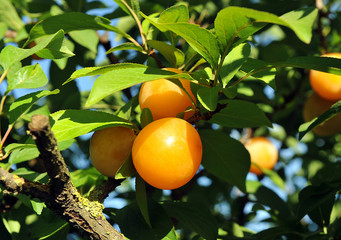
[275,56,341,75]
[246,181,292,219]
[6,64,48,93]
[262,168,286,190]
[136,175,152,228]
[106,42,143,54]
[220,43,251,86]
[114,0,133,17]
[0,30,68,71]
[38,223,69,240]
[115,154,136,179]
[65,63,190,84]
[0,22,7,39]
[197,85,221,111]
[34,32,75,59]
[299,100,341,139]
[130,0,141,18]
[30,209,69,240]
[162,201,218,240]
[310,162,341,187]
[156,4,189,46]
[158,4,189,24]
[279,7,318,43]
[9,90,60,125]
[31,199,45,215]
[142,13,220,69]
[22,104,51,122]
[4,143,35,154]
[161,228,177,240]
[140,108,153,129]
[50,109,136,142]
[297,185,336,224]
[254,227,302,240]
[70,168,103,195]
[82,63,192,106]
[200,129,250,192]
[209,100,272,128]
[215,7,317,52]
[68,30,99,53]
[116,200,173,240]
[28,12,133,42]
[0,0,24,31]
[240,56,341,90]
[239,58,276,88]
[8,148,39,165]
[147,40,185,67]
[7,140,74,166]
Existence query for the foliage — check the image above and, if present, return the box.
[0,0,341,239]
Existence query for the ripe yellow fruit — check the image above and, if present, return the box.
[139,68,196,120]
[309,52,341,101]
[132,117,202,190]
[244,137,278,175]
[303,92,341,136]
[90,126,136,177]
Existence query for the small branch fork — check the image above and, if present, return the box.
[0,114,125,240]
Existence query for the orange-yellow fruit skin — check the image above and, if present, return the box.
[139,68,196,120]
[309,52,341,101]
[90,126,136,177]
[303,92,341,136]
[244,137,278,175]
[132,118,202,190]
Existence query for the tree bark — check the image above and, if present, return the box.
[0,114,125,240]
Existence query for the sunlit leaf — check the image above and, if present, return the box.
[9,90,60,125]
[50,109,136,142]
[220,43,251,86]
[147,40,185,67]
[106,42,143,54]
[142,13,220,69]
[215,7,317,52]
[83,64,192,106]
[28,12,133,43]
[0,0,24,31]
[7,64,48,92]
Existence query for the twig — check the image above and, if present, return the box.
[148,49,164,68]
[98,32,119,64]
[187,103,227,124]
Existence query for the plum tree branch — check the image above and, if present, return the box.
[0,167,50,200]
[0,114,125,240]
[88,178,124,203]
